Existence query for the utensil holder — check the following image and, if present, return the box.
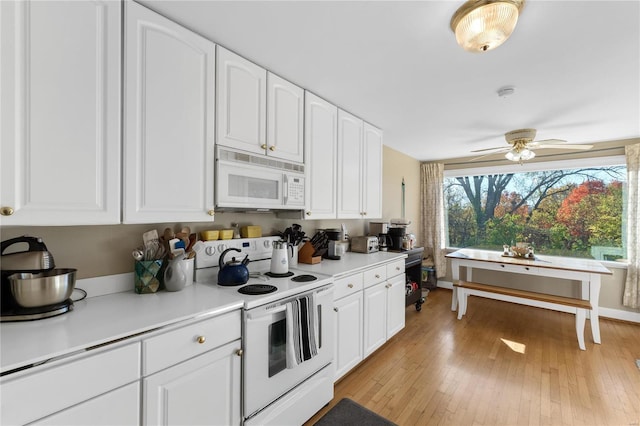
[134,260,163,294]
[298,242,321,264]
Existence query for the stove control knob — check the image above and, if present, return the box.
[205,246,215,256]
[263,240,271,249]
[217,245,227,253]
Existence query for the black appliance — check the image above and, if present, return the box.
[388,227,406,251]
[1,236,74,322]
[404,247,425,311]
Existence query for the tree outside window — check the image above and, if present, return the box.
[444,165,627,260]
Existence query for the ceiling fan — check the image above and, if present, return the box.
[470,128,594,163]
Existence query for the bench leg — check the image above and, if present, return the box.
[576,308,586,350]
[457,288,466,320]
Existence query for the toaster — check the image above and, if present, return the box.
[350,236,379,253]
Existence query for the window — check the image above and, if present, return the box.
[444,157,627,261]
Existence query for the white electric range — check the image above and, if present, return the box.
[194,236,334,426]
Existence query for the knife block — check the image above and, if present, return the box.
[298,242,321,264]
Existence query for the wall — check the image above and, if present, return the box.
[0,144,421,279]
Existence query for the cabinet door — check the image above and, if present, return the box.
[124,2,215,223]
[363,281,387,357]
[362,123,383,219]
[334,292,363,381]
[304,92,338,219]
[0,0,121,225]
[144,340,241,426]
[34,382,139,426]
[216,46,266,155]
[337,110,363,219]
[386,274,406,339]
[267,72,304,163]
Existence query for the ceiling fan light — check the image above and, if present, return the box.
[505,150,517,161]
[451,0,524,52]
[519,148,535,160]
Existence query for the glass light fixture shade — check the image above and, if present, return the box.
[505,148,536,162]
[451,0,524,52]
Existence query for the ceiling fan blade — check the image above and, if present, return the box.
[532,138,567,144]
[470,146,510,153]
[466,150,509,162]
[535,144,593,150]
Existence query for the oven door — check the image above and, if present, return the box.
[243,285,334,418]
[216,160,283,209]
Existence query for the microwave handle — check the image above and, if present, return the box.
[283,174,289,205]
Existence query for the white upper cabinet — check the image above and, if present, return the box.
[362,122,383,219]
[337,110,364,219]
[0,0,121,225]
[336,110,383,220]
[124,1,216,223]
[304,92,338,219]
[267,72,304,163]
[216,47,267,156]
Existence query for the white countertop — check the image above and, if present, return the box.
[293,251,407,278]
[0,282,243,374]
[0,251,407,375]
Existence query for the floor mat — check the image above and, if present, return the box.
[314,398,397,426]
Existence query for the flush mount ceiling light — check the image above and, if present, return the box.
[450,0,525,52]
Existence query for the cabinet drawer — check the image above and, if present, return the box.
[494,263,539,275]
[333,273,364,300]
[1,343,140,426]
[387,259,405,277]
[143,309,241,375]
[363,265,387,288]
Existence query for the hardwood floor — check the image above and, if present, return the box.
[307,289,640,426]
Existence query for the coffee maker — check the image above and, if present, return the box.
[378,234,392,251]
[388,226,406,251]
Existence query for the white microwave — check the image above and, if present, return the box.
[215,149,305,210]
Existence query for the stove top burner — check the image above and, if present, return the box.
[264,271,294,278]
[238,284,278,295]
[0,299,74,322]
[291,274,317,282]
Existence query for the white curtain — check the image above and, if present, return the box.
[623,143,640,308]
[420,162,447,278]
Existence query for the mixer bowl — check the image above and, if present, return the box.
[8,268,77,308]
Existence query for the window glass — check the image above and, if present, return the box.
[444,161,627,261]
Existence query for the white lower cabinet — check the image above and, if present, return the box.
[34,382,140,426]
[0,343,140,426]
[333,259,406,382]
[363,281,388,357]
[143,340,241,426]
[141,310,242,426]
[334,291,363,381]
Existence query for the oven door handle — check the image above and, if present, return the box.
[247,304,287,320]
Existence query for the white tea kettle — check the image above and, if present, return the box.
[270,240,289,275]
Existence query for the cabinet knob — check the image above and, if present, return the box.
[261,144,267,149]
[396,267,401,271]
[197,336,206,344]
[362,212,367,216]
[207,210,215,216]
[269,146,276,151]
[1,207,14,216]
[386,283,392,289]
[334,307,338,312]
[236,349,243,357]
[375,274,380,279]
[306,211,312,216]
[348,283,353,288]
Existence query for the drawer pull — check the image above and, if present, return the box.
[525,267,530,270]
[396,267,400,271]
[501,264,505,268]
[348,283,354,288]
[375,274,380,279]
[1,206,14,216]
[197,336,206,344]
[236,349,243,357]
[334,307,338,312]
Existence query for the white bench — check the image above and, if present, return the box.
[453,280,593,350]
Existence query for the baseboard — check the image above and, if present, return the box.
[436,281,640,324]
